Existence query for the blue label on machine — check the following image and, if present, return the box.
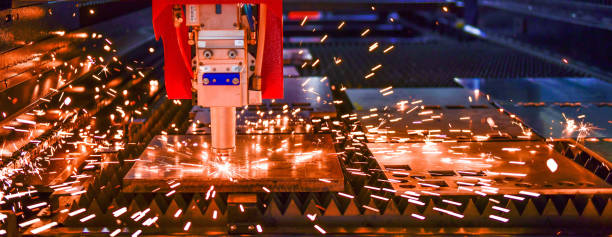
[202,73,240,86]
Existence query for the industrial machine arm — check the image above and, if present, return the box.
[152,0,283,154]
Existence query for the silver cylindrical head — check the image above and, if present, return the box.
[210,107,236,155]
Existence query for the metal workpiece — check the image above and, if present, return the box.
[456,77,612,139]
[123,134,343,193]
[346,87,534,142]
[368,141,612,196]
[358,106,532,142]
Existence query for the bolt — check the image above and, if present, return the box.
[203,50,213,58]
[228,49,237,59]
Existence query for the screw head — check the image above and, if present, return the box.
[203,78,209,84]
[228,49,237,59]
[232,78,239,85]
[203,50,213,58]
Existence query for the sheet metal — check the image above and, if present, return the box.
[455,77,612,138]
[346,88,489,110]
[368,141,612,195]
[123,134,343,192]
[346,88,530,141]
[359,107,531,142]
[503,106,612,138]
[584,140,612,163]
[455,77,612,104]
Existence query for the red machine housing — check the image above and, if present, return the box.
[152,0,283,100]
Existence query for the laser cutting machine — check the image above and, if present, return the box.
[152,0,283,155]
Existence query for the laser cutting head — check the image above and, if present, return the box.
[152,1,283,155]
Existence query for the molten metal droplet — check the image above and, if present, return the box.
[546,158,558,173]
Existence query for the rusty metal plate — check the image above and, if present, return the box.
[123,134,343,192]
[367,141,612,196]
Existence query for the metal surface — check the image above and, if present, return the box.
[456,77,612,104]
[368,141,612,195]
[584,140,612,163]
[456,77,612,138]
[347,88,531,142]
[347,88,489,110]
[123,134,343,192]
[0,2,79,54]
[359,107,532,142]
[501,106,612,138]
[0,8,155,124]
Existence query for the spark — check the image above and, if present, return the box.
[433,207,464,218]
[312,59,320,67]
[80,214,96,222]
[360,28,370,37]
[442,199,462,206]
[411,213,426,220]
[68,208,86,216]
[113,207,127,217]
[371,194,389,201]
[19,218,41,228]
[320,35,328,43]
[110,229,121,237]
[546,158,558,173]
[489,214,509,222]
[368,42,379,52]
[27,202,47,209]
[383,45,395,53]
[503,194,525,201]
[30,222,58,234]
[132,230,142,237]
[300,16,308,26]
[519,190,540,197]
[363,205,380,213]
[314,225,326,234]
[492,206,510,213]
